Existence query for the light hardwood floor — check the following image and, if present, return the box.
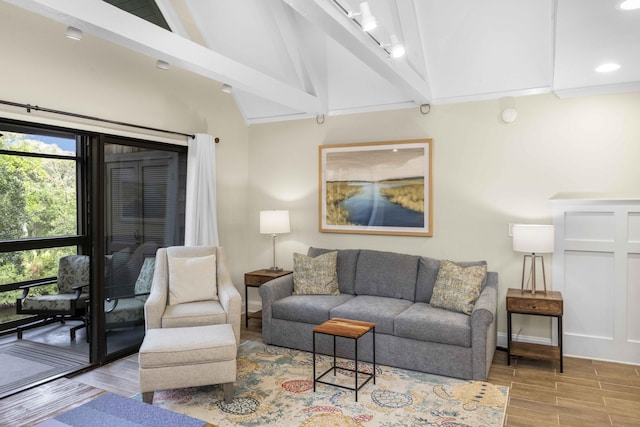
[2,319,639,427]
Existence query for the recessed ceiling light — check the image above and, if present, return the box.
[595,63,621,73]
[155,60,170,71]
[618,0,640,10]
[66,26,82,41]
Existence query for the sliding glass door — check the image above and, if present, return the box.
[101,137,186,360]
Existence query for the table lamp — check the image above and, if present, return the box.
[260,210,290,272]
[512,224,554,294]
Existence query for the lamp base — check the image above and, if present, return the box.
[268,266,283,272]
[520,254,547,294]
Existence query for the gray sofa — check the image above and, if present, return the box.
[259,247,498,380]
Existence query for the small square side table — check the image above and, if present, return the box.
[313,317,376,402]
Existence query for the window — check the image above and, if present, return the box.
[0,127,85,329]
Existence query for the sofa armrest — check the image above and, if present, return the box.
[216,247,241,348]
[470,271,498,380]
[258,274,294,343]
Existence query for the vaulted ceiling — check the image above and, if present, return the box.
[6,0,640,124]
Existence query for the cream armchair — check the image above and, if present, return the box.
[144,246,241,347]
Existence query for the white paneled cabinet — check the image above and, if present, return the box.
[551,196,640,364]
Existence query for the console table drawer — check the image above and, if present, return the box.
[507,292,563,316]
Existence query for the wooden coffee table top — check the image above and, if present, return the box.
[313,318,375,339]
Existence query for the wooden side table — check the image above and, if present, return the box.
[244,269,292,327]
[507,288,564,372]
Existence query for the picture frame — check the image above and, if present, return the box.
[319,139,433,237]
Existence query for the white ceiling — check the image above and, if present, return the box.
[5,0,640,124]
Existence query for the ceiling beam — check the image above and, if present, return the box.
[282,0,432,105]
[6,0,324,115]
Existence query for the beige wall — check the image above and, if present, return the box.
[248,92,640,341]
[4,1,640,343]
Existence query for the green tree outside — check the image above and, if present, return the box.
[0,133,77,320]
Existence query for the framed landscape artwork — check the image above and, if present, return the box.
[319,139,433,237]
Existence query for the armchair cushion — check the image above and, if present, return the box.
[168,254,218,305]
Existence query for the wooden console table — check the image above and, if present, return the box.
[507,288,564,372]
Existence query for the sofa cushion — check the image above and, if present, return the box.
[329,295,413,335]
[415,256,441,303]
[354,250,419,301]
[308,248,360,294]
[429,260,487,315]
[293,251,340,295]
[272,294,354,325]
[161,300,226,328]
[395,303,471,347]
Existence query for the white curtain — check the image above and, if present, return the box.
[184,133,219,246]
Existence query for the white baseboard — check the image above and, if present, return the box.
[496,331,552,349]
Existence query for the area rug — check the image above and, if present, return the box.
[34,392,211,427]
[137,340,508,426]
[0,340,88,399]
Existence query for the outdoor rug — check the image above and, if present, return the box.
[0,340,88,399]
[135,340,509,426]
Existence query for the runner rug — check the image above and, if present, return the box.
[0,340,87,399]
[134,340,508,426]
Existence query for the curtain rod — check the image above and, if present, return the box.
[0,98,220,143]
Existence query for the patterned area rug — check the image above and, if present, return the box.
[0,340,88,399]
[139,340,508,427]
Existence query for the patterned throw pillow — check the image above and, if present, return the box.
[429,260,487,315]
[293,251,340,295]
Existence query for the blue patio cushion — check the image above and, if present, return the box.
[307,247,360,294]
[394,302,471,347]
[329,295,413,335]
[353,250,419,301]
[272,294,355,325]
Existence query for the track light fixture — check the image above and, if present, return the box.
[346,2,377,32]
[338,1,405,59]
[358,2,377,32]
[389,35,406,58]
[65,26,82,41]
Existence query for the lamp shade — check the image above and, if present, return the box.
[513,224,554,253]
[260,210,290,234]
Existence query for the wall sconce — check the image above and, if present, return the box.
[66,26,83,41]
[260,210,290,272]
[512,224,554,294]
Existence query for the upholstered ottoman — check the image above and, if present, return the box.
[139,323,237,404]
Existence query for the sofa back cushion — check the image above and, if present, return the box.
[354,250,419,301]
[307,247,360,294]
[415,256,441,303]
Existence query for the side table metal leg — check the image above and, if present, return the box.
[507,311,512,366]
[244,285,248,328]
[333,335,337,376]
[372,326,376,384]
[559,315,563,373]
[354,336,358,402]
[313,331,316,392]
